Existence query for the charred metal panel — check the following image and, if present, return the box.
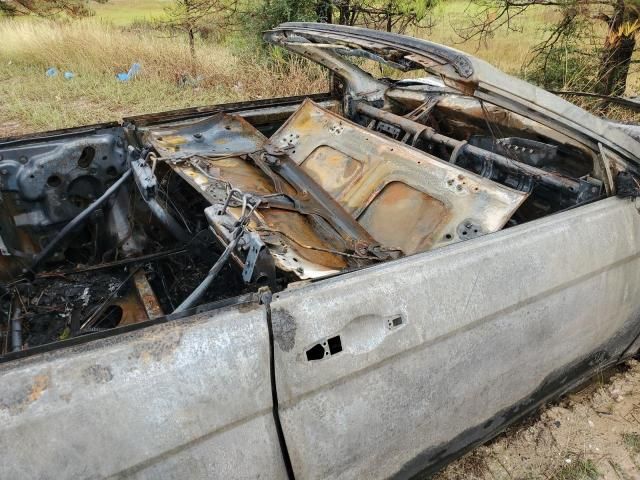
[162,100,526,280]
[271,196,640,479]
[0,127,128,280]
[143,113,267,158]
[271,99,528,254]
[0,300,287,479]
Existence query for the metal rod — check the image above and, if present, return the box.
[173,194,261,314]
[37,248,188,277]
[173,227,242,313]
[146,198,192,244]
[354,102,582,192]
[10,301,21,353]
[30,169,133,273]
[79,268,139,331]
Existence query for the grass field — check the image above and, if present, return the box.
[0,0,636,135]
[0,17,327,133]
[91,0,171,24]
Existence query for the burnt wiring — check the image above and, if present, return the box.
[173,190,262,313]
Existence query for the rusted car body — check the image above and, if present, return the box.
[1,23,640,479]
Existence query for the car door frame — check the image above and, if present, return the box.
[269,195,640,479]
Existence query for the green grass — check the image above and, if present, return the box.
[0,64,230,131]
[622,432,640,454]
[551,459,600,480]
[91,0,171,25]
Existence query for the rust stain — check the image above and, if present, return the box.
[359,182,449,254]
[115,290,150,326]
[0,373,50,415]
[133,270,164,320]
[27,374,49,403]
[261,209,348,269]
[301,146,363,200]
[155,135,187,152]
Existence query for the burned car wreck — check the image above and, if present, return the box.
[2,23,640,479]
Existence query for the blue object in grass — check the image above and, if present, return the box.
[46,67,58,77]
[116,62,141,82]
[63,71,74,80]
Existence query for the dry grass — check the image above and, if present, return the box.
[1,0,639,134]
[410,2,557,74]
[0,19,327,133]
[0,0,560,135]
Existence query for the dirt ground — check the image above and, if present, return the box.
[0,121,23,138]
[436,359,640,479]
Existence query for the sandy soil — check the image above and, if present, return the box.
[436,359,640,479]
[0,121,24,138]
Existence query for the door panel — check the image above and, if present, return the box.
[270,196,640,479]
[0,300,287,479]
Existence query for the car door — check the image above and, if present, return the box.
[0,297,288,480]
[270,196,640,479]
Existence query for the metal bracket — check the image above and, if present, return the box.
[241,232,275,285]
[205,205,276,286]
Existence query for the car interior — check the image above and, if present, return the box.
[0,27,630,358]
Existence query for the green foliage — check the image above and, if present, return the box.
[0,0,108,17]
[525,43,598,91]
[622,432,640,454]
[242,0,318,36]
[523,19,600,91]
[551,458,599,480]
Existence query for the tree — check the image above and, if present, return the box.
[338,0,436,32]
[253,0,436,34]
[455,0,640,96]
[165,0,239,59]
[0,0,107,17]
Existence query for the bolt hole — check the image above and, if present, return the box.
[445,233,452,240]
[47,175,62,187]
[106,166,117,176]
[77,146,95,168]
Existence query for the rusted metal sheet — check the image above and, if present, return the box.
[271,99,528,254]
[165,99,527,279]
[161,114,365,279]
[143,113,266,159]
[132,270,164,320]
